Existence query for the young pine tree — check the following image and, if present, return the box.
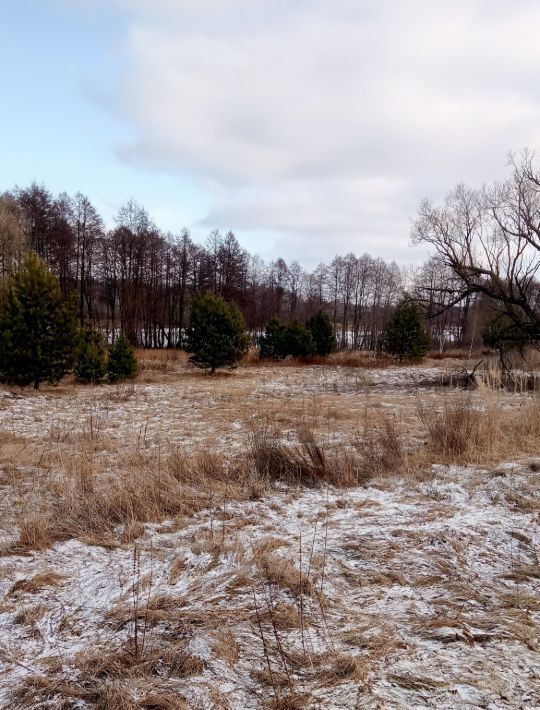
[74,324,107,383]
[259,317,287,359]
[0,252,76,389]
[307,309,335,356]
[383,296,431,362]
[282,321,315,358]
[107,333,138,381]
[260,318,315,359]
[186,293,249,373]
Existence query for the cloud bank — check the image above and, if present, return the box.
[93,0,540,261]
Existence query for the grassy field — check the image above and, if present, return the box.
[0,351,539,708]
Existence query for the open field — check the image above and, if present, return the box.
[0,352,539,709]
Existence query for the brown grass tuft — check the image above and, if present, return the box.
[267,693,311,709]
[357,414,405,477]
[250,422,360,486]
[17,515,52,551]
[140,692,189,709]
[77,642,206,680]
[258,553,315,599]
[319,653,367,684]
[211,629,240,665]
[8,571,66,596]
[14,675,139,709]
[419,390,540,464]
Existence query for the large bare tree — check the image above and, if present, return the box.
[412,152,540,345]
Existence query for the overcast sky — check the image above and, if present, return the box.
[2,0,540,268]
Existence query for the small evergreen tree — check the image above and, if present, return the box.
[259,317,287,359]
[383,296,431,362]
[307,309,335,356]
[282,321,315,358]
[186,293,249,373]
[259,318,315,359]
[74,324,107,383]
[108,333,138,381]
[0,252,76,389]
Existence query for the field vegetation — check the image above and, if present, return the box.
[0,350,539,708]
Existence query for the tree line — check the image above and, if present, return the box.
[0,184,419,349]
[1,150,539,356]
[0,253,430,388]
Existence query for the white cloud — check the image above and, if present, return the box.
[88,0,540,261]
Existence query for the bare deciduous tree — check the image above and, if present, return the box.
[412,152,540,346]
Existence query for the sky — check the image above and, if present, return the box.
[1,0,540,268]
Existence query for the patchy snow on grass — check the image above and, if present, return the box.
[0,363,539,708]
[0,461,539,708]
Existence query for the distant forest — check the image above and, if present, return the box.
[0,183,483,350]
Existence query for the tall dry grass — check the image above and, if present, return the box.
[244,349,394,369]
[418,386,540,464]
[5,361,539,554]
[12,448,263,552]
[249,422,361,486]
[356,415,405,477]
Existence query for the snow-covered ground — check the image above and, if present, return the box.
[0,363,538,708]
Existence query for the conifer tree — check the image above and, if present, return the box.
[260,318,315,359]
[186,293,248,372]
[107,332,138,381]
[383,296,431,362]
[307,309,335,355]
[283,321,314,358]
[0,252,76,389]
[74,324,107,383]
[259,317,287,359]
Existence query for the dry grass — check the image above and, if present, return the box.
[4,381,538,557]
[139,692,189,709]
[319,653,367,684]
[428,349,473,361]
[211,629,240,665]
[419,389,540,464]
[258,553,315,599]
[248,349,395,369]
[356,414,405,477]
[2,358,540,707]
[14,674,189,710]
[6,377,539,555]
[16,515,52,551]
[77,642,206,680]
[254,602,302,630]
[267,692,310,709]
[8,571,66,596]
[6,448,265,552]
[14,675,138,709]
[249,421,360,486]
[13,603,47,626]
